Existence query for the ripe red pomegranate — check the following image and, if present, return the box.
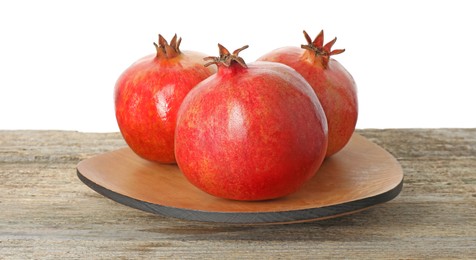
[114,34,214,163]
[258,30,358,157]
[175,44,328,201]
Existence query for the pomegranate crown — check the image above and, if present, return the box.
[301,30,345,66]
[204,44,249,68]
[153,34,182,59]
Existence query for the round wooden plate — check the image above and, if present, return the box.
[77,133,403,224]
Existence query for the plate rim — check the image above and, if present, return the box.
[77,169,403,224]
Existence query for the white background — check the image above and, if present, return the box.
[1,0,475,132]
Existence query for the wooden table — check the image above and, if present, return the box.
[1,129,475,258]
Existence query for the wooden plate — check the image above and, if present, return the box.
[77,133,403,224]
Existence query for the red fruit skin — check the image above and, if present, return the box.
[114,51,214,163]
[258,47,358,157]
[175,61,328,201]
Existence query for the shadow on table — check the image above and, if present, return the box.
[139,200,430,242]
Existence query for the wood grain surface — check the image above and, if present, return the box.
[1,129,475,258]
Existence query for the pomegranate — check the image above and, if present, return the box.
[175,44,328,201]
[258,30,358,157]
[114,34,215,163]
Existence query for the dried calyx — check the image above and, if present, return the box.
[154,34,182,59]
[204,44,249,68]
[301,30,345,67]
